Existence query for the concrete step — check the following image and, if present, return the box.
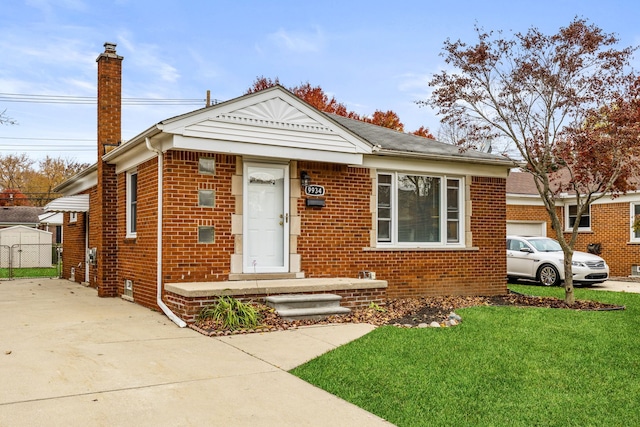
[275,306,352,321]
[265,294,351,320]
[265,294,342,310]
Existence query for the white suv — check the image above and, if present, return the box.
[506,236,609,286]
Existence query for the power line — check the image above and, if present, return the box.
[0,136,94,141]
[0,92,219,106]
[0,149,96,152]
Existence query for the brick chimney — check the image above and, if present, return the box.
[94,42,122,297]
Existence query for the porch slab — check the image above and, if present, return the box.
[165,277,388,298]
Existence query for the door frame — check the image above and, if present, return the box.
[242,161,290,273]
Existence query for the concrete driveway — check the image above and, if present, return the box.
[0,278,390,426]
[591,279,640,293]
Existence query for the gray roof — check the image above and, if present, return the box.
[328,114,512,166]
[0,206,44,225]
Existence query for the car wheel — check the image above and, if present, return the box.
[537,264,560,286]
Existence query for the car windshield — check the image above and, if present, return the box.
[528,238,562,252]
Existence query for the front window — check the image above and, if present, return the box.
[127,170,138,237]
[377,172,463,246]
[566,204,590,231]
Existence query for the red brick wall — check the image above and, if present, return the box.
[61,210,87,283]
[115,153,508,317]
[161,151,235,282]
[116,152,237,312]
[297,163,507,297]
[117,157,159,309]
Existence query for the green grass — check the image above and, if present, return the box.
[0,265,59,279]
[291,285,640,426]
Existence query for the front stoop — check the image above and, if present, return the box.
[265,294,351,321]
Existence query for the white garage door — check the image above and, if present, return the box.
[507,221,546,236]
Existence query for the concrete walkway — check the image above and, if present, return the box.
[0,278,390,426]
[590,279,640,294]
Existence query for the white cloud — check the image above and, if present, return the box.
[262,26,325,54]
[25,0,87,16]
[117,32,180,83]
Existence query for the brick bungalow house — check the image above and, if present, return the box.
[47,43,513,326]
[507,170,640,278]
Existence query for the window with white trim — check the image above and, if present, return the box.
[566,204,590,231]
[631,203,640,242]
[69,212,77,223]
[126,170,138,237]
[377,172,463,246]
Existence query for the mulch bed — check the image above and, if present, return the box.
[191,291,624,336]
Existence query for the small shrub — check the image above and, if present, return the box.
[198,296,260,330]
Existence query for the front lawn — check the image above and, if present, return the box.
[291,285,640,426]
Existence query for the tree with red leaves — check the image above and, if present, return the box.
[412,126,435,139]
[0,188,30,206]
[366,110,404,132]
[427,18,640,304]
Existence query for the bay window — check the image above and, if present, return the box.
[377,172,463,246]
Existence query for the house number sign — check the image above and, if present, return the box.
[305,185,325,196]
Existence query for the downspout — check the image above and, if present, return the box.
[145,137,187,327]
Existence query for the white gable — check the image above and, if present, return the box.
[160,87,372,164]
[222,96,324,128]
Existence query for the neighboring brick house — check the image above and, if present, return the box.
[47,43,513,326]
[507,171,640,278]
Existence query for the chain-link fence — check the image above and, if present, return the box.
[0,244,62,280]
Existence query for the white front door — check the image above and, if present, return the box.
[243,163,289,273]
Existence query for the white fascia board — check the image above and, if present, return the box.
[173,135,364,165]
[57,168,97,195]
[107,134,172,174]
[506,194,547,206]
[592,191,640,204]
[559,191,640,206]
[362,155,509,178]
[112,142,157,174]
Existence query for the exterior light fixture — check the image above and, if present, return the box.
[300,171,311,187]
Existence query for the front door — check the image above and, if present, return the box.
[243,163,289,273]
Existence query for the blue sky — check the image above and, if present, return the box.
[1,0,639,166]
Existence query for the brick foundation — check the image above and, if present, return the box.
[165,287,387,324]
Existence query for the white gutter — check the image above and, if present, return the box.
[145,137,187,328]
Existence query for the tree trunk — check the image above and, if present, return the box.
[563,254,575,305]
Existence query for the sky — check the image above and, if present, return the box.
[2,0,640,166]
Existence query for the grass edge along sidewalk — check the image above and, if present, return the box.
[292,284,640,427]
